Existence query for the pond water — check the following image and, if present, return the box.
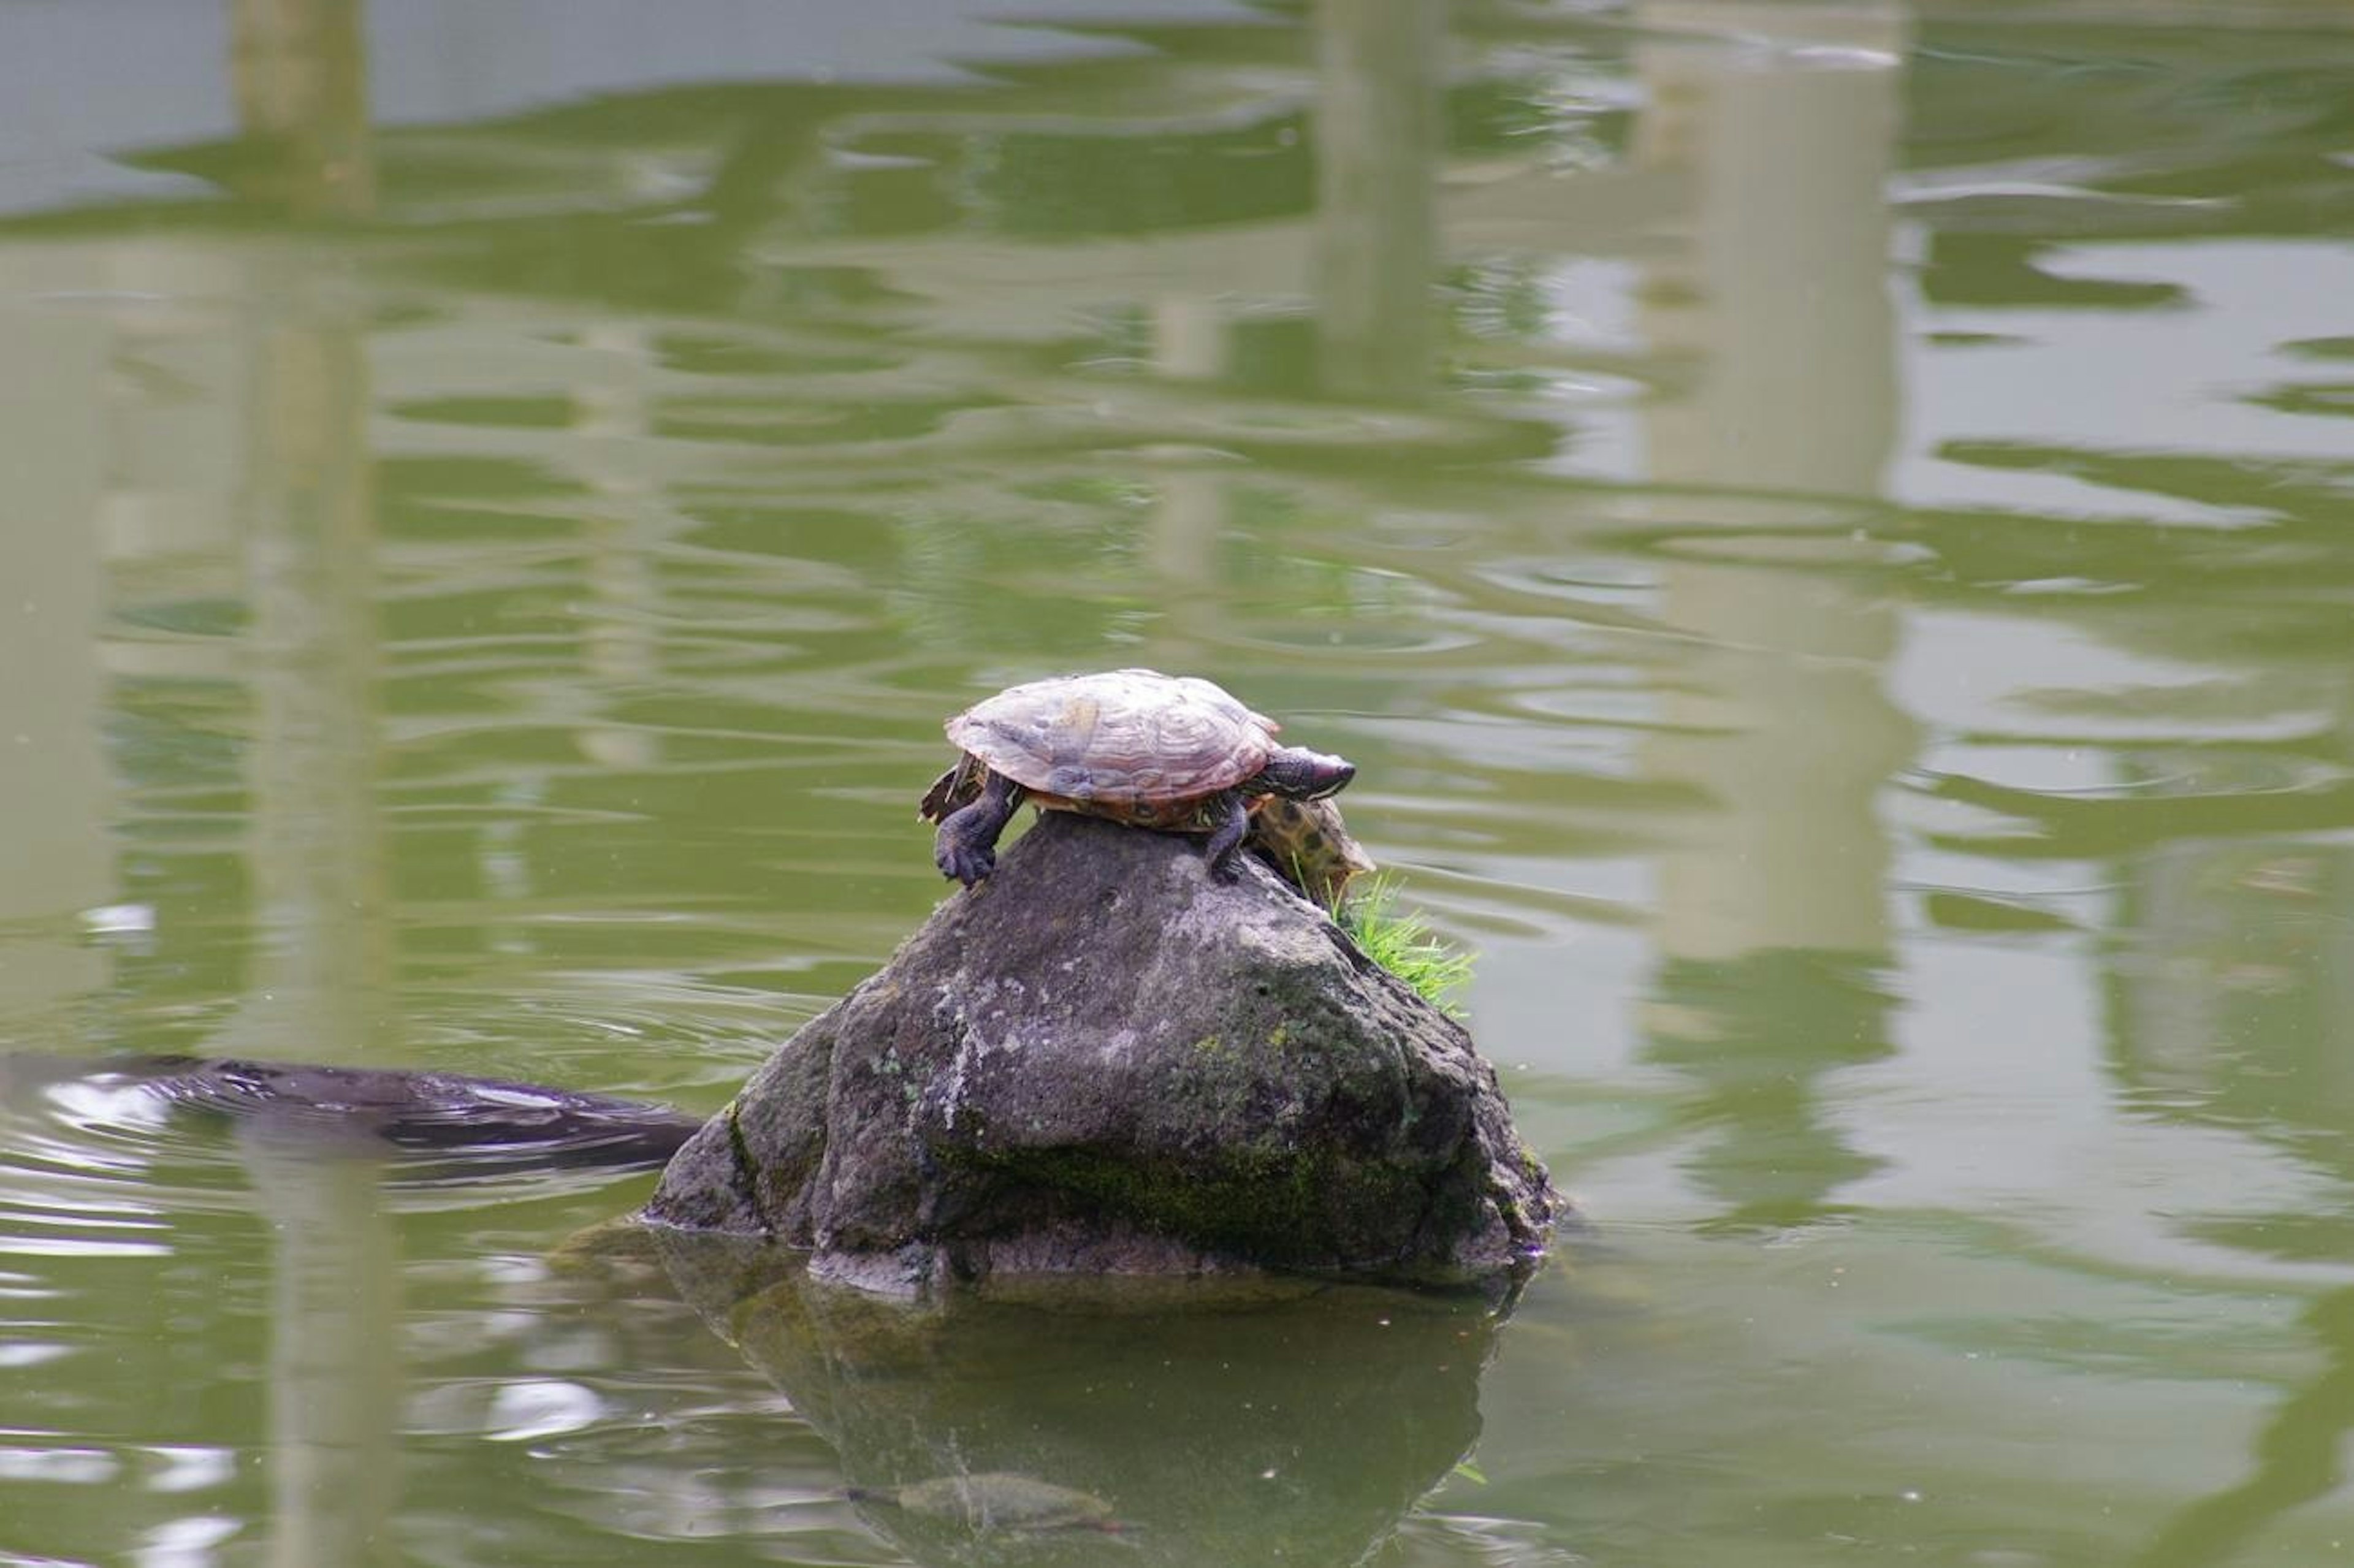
[4,2,2353,1564]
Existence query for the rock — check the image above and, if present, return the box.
[643,810,1559,1291]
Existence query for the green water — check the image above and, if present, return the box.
[4,1,2354,1563]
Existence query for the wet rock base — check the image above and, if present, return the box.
[644,811,1558,1293]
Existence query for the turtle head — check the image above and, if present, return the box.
[1254,745,1356,801]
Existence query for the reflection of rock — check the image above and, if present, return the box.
[650,1230,1498,1568]
[645,811,1556,1291]
[847,1472,1122,1537]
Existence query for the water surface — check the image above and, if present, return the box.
[4,2,2353,1564]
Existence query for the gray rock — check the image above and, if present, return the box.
[643,810,1560,1290]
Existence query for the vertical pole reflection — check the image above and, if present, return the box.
[231,268,392,1063]
[223,16,402,1527]
[574,323,665,775]
[0,284,111,1021]
[1630,3,1916,1228]
[216,0,392,1068]
[244,1138,402,1568]
[1314,0,1441,403]
[230,0,376,221]
[1632,4,1906,495]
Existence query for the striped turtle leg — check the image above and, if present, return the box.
[1203,790,1251,879]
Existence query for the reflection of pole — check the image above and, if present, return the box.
[1629,5,1913,1227]
[576,324,663,773]
[1152,298,1230,384]
[0,291,110,1018]
[1634,3,1905,495]
[1634,1,1912,965]
[231,0,376,219]
[1140,466,1230,674]
[1314,0,1440,402]
[245,1138,403,1568]
[223,0,387,1055]
[235,268,390,1062]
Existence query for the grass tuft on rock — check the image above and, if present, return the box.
[1333,876,1473,1016]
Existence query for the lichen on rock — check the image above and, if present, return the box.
[643,810,1560,1293]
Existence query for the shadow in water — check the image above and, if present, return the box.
[641,1229,1509,1568]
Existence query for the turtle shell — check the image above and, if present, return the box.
[945,669,1277,814]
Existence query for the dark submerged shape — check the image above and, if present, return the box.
[920,668,1355,887]
[1,1052,701,1172]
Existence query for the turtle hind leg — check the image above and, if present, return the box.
[1203,790,1251,879]
[935,770,1023,886]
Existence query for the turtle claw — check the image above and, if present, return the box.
[933,769,1019,888]
[935,837,995,887]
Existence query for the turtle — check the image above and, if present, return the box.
[920,668,1355,888]
[1247,794,1376,907]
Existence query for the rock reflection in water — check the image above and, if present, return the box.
[646,1230,1508,1567]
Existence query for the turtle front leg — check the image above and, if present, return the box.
[1203,790,1251,879]
[935,769,1024,886]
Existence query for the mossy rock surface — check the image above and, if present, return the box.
[644,810,1557,1290]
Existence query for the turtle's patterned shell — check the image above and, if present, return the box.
[945,669,1277,811]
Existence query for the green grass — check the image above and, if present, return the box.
[1333,875,1474,1016]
